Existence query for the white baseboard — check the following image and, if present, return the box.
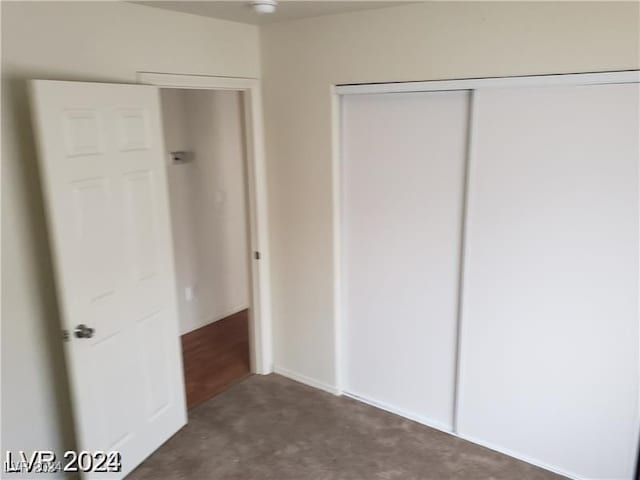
[206,304,250,324]
[455,433,583,480]
[341,390,453,435]
[273,365,341,395]
[344,391,588,480]
[273,375,590,480]
[181,304,250,335]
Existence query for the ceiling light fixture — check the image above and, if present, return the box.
[250,0,277,14]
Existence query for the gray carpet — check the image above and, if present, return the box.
[127,374,566,480]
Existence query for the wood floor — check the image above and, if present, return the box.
[181,309,250,409]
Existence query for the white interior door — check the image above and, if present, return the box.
[30,80,187,478]
[342,91,469,430]
[457,83,640,480]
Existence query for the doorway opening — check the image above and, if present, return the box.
[158,88,252,409]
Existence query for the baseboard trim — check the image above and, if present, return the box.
[342,390,453,435]
[455,433,583,480]
[181,306,250,336]
[278,375,588,480]
[343,389,583,480]
[345,392,585,480]
[273,365,341,395]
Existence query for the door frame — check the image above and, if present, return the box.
[331,69,640,480]
[138,72,272,375]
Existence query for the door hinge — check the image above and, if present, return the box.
[254,251,261,260]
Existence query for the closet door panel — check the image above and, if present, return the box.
[342,91,469,429]
[458,84,639,479]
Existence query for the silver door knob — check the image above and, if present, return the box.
[74,324,95,339]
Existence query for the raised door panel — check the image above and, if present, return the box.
[30,81,186,479]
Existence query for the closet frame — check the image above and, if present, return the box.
[330,69,640,479]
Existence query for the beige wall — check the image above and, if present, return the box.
[260,1,640,387]
[3,0,640,469]
[161,89,250,335]
[1,1,259,472]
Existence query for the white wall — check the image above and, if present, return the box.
[3,0,640,474]
[261,1,640,390]
[161,89,250,335]
[1,2,259,473]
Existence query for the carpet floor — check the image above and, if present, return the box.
[127,374,567,480]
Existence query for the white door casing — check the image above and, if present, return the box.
[30,80,187,478]
[136,72,273,376]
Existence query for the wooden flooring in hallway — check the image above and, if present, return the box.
[181,309,250,409]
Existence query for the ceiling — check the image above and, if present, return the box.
[133,1,414,25]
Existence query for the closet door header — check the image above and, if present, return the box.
[336,70,639,95]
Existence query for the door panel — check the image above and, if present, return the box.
[139,311,172,418]
[342,91,470,430]
[458,83,639,480]
[124,170,159,281]
[91,334,138,449]
[30,80,186,478]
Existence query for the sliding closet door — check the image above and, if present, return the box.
[458,84,639,480]
[342,91,469,430]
